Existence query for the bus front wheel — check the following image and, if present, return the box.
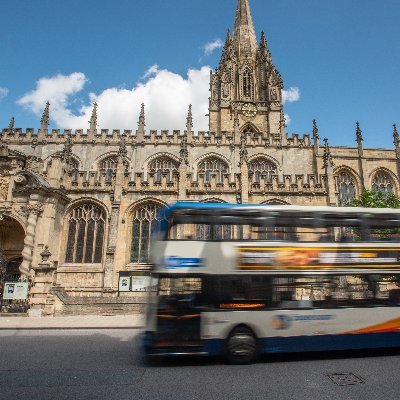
[225,326,259,364]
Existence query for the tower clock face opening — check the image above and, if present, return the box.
[242,103,258,118]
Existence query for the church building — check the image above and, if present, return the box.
[0,0,399,315]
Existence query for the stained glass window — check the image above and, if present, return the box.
[249,158,277,183]
[149,157,178,182]
[198,157,228,184]
[130,203,167,264]
[336,171,357,206]
[194,224,232,240]
[65,204,106,264]
[372,172,394,198]
[99,156,118,181]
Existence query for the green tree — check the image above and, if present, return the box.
[348,189,400,208]
[348,190,400,288]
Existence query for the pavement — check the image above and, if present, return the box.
[0,314,145,330]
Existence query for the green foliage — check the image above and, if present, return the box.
[348,189,400,209]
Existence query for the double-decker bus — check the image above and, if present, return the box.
[144,202,400,364]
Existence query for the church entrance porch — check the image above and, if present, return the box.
[0,216,28,313]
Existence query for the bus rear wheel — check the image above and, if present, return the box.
[225,326,258,364]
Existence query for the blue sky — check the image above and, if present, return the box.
[0,0,399,149]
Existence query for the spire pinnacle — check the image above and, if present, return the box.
[322,138,334,168]
[393,123,399,147]
[89,102,98,131]
[118,132,127,162]
[61,133,73,169]
[186,104,193,133]
[138,103,145,131]
[8,117,15,134]
[233,0,258,59]
[260,31,267,48]
[225,28,231,46]
[356,121,363,144]
[40,101,50,131]
[312,119,319,141]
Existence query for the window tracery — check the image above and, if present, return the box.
[130,203,167,264]
[242,125,256,135]
[335,171,357,206]
[195,200,232,240]
[70,158,79,181]
[65,204,105,264]
[243,69,252,98]
[149,156,179,182]
[372,172,393,197]
[249,158,277,183]
[198,157,229,184]
[99,156,118,181]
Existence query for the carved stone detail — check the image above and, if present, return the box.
[0,175,10,201]
[19,203,44,277]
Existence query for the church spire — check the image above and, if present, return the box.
[233,0,258,59]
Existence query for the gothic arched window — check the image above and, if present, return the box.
[149,156,179,182]
[99,156,118,181]
[130,203,167,264]
[243,69,252,98]
[198,157,228,184]
[195,224,232,240]
[336,171,357,206]
[249,158,277,183]
[372,172,394,198]
[243,125,256,135]
[71,158,79,182]
[195,200,232,240]
[65,204,106,264]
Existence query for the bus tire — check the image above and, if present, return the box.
[225,326,259,364]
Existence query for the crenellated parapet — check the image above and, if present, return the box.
[0,98,313,150]
[57,164,327,199]
[0,126,313,149]
[249,173,327,195]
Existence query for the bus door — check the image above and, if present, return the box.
[155,277,202,348]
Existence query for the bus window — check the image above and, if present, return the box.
[368,221,400,241]
[167,223,233,240]
[201,275,271,310]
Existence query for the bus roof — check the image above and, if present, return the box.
[164,202,400,219]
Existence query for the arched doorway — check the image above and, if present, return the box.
[0,216,25,312]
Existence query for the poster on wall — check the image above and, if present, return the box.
[118,276,131,292]
[2,282,29,300]
[131,276,152,292]
[118,274,156,293]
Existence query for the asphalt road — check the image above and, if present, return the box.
[1,329,400,400]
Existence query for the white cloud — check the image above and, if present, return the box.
[17,69,301,131]
[0,87,9,101]
[282,87,300,104]
[203,39,224,56]
[140,64,159,80]
[17,73,87,127]
[282,87,300,126]
[17,66,212,131]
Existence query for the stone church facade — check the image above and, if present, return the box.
[0,0,399,315]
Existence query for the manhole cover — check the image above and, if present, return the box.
[328,373,364,386]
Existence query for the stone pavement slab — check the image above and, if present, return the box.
[0,314,145,330]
